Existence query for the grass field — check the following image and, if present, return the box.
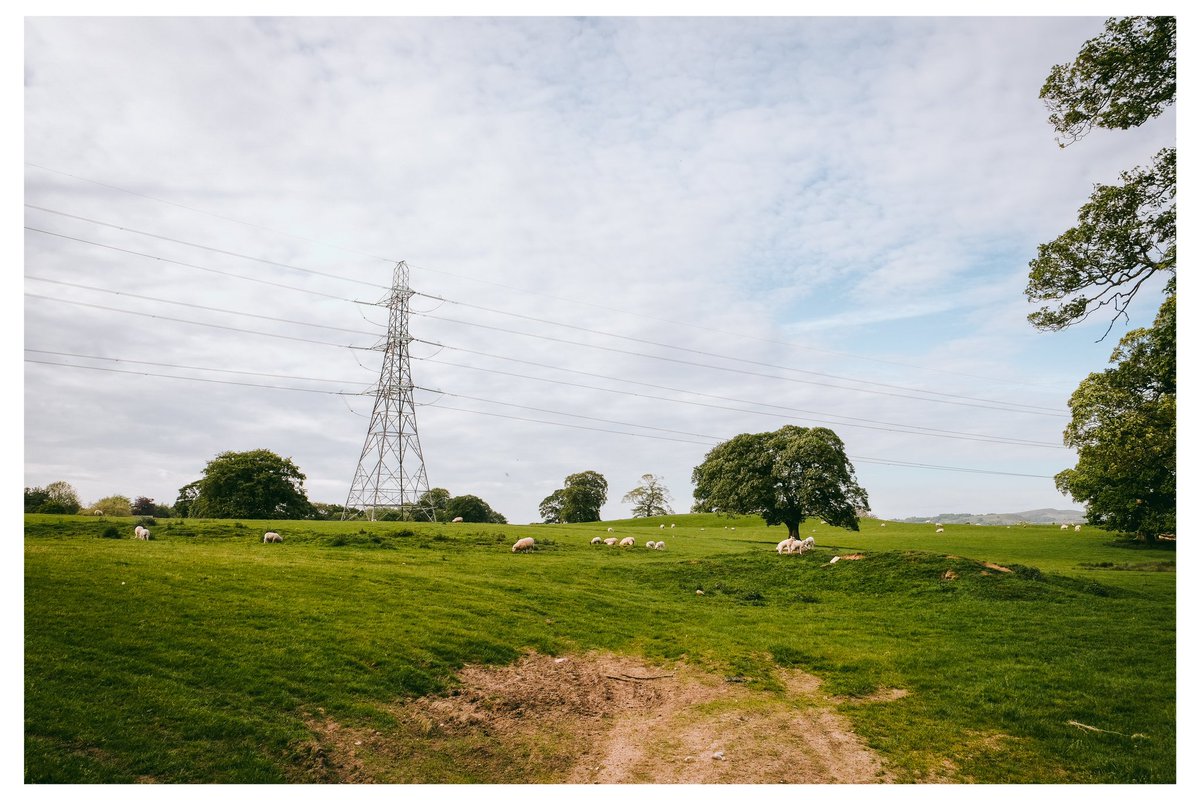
[24,513,1175,783]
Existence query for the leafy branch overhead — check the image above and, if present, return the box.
[1027,16,1175,334]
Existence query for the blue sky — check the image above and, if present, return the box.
[19,10,1180,523]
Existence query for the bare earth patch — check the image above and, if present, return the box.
[302,651,898,783]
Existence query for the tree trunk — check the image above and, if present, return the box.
[785,520,800,539]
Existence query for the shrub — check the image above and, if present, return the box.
[99,526,121,539]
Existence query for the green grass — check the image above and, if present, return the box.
[24,513,1175,783]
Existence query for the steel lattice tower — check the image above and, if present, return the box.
[342,261,434,521]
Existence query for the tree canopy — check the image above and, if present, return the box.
[25,481,81,514]
[443,494,507,524]
[89,495,133,517]
[1054,295,1175,541]
[1026,16,1176,334]
[621,473,674,517]
[691,425,868,538]
[181,449,312,520]
[539,470,608,523]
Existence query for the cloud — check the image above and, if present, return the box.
[22,16,1173,521]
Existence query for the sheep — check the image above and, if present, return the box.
[604,537,617,546]
[795,536,816,554]
[607,527,614,533]
[512,537,535,553]
[659,524,666,529]
[1074,524,1082,532]
[94,509,103,516]
[670,523,676,528]
[776,538,792,555]
[646,540,656,548]
[619,536,636,547]
[134,526,150,541]
[880,522,886,527]
[263,531,282,543]
[1060,524,1069,530]
[935,526,945,534]
[654,541,665,550]
[591,536,603,545]
[452,517,464,523]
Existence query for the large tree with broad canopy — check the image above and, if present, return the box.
[691,426,868,539]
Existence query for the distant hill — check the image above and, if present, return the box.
[898,508,1085,526]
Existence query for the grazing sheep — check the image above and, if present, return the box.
[1060,524,1069,530]
[619,536,636,547]
[263,531,282,543]
[776,538,792,555]
[1074,524,1082,532]
[604,537,617,546]
[135,527,150,541]
[795,536,816,554]
[607,527,614,533]
[935,527,945,534]
[452,517,464,523]
[646,540,656,548]
[591,536,603,545]
[670,523,676,529]
[880,523,886,527]
[512,537,535,553]
[94,509,103,516]
[655,541,665,550]
[659,524,666,529]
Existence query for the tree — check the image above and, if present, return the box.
[89,495,133,517]
[622,473,674,517]
[1026,16,1176,334]
[1054,295,1175,542]
[691,426,868,538]
[27,481,82,514]
[443,494,507,524]
[174,480,201,518]
[540,471,608,524]
[1029,17,1177,542]
[184,449,312,519]
[131,496,157,516]
[418,487,452,521]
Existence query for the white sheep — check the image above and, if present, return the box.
[659,524,666,529]
[134,526,150,541]
[776,539,792,555]
[512,537,535,553]
[795,536,816,554]
[263,531,282,543]
[1060,524,1069,530]
[1074,524,1082,532]
[880,522,886,527]
[619,536,636,547]
[646,540,656,548]
[452,517,464,523]
[604,537,617,546]
[607,527,614,533]
[935,527,945,534]
[670,523,676,528]
[591,536,602,545]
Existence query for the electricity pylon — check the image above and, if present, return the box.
[342,261,434,521]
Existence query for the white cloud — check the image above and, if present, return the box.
[21,16,1174,521]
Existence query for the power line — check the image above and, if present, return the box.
[412,327,1067,418]
[24,357,365,395]
[414,291,1066,413]
[25,204,388,290]
[420,403,1057,479]
[24,348,374,387]
[417,358,1063,449]
[25,275,370,336]
[25,163,1066,391]
[25,226,359,303]
[24,293,374,350]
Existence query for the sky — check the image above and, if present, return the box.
[19,8,1181,525]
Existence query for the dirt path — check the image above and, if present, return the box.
[304,651,898,783]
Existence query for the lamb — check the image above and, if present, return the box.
[619,536,636,547]
[604,537,617,546]
[512,537,535,553]
[134,526,150,541]
[776,538,792,555]
[263,531,282,543]
[591,536,603,545]
[795,536,816,554]
[452,517,464,523]
[654,541,665,550]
